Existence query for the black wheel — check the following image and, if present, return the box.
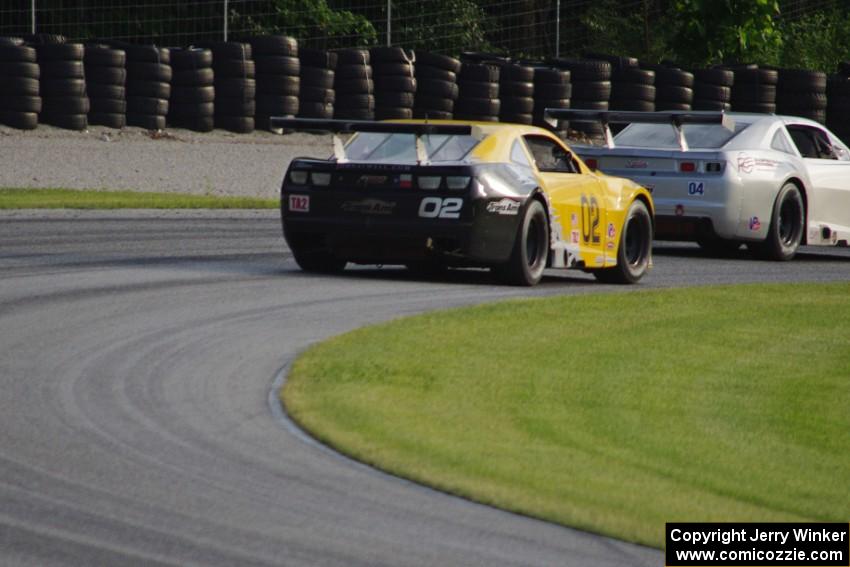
[750,183,804,261]
[291,247,346,274]
[594,200,652,284]
[496,199,549,286]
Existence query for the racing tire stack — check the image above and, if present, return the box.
[729,66,778,114]
[692,68,734,111]
[647,64,693,111]
[532,66,571,137]
[249,35,299,131]
[371,47,416,120]
[36,42,89,131]
[826,72,850,144]
[609,66,655,112]
[298,48,336,119]
[412,51,460,120]
[333,48,373,120]
[84,44,126,129]
[205,42,255,133]
[776,68,827,124]
[168,47,214,132]
[455,62,500,122]
[122,44,171,131]
[0,41,40,130]
[548,58,611,138]
[498,63,535,125]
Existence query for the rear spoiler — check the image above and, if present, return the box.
[544,109,735,150]
[270,117,474,163]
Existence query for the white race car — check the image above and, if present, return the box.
[557,110,850,259]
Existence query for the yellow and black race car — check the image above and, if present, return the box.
[274,118,654,286]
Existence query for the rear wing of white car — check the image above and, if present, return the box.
[270,117,474,163]
[544,109,735,150]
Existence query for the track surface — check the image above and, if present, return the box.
[1,210,848,566]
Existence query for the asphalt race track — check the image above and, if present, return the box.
[1,210,848,566]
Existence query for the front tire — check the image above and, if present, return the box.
[495,199,549,286]
[594,199,652,284]
[750,183,804,261]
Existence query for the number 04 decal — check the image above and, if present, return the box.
[419,197,463,219]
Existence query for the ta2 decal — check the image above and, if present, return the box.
[289,194,310,212]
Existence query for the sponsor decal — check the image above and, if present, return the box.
[626,159,648,169]
[288,194,309,212]
[675,204,685,216]
[737,153,755,174]
[570,212,578,226]
[357,175,388,187]
[748,216,762,231]
[341,198,396,215]
[486,198,521,215]
[755,158,779,170]
[643,183,655,193]
[570,229,580,244]
[594,256,605,266]
[607,241,615,250]
[607,222,616,239]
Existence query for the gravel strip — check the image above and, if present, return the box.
[0,123,334,198]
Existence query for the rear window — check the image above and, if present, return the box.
[343,133,479,162]
[614,122,750,149]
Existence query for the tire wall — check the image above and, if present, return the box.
[0,37,844,139]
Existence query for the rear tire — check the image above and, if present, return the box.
[495,199,549,286]
[594,200,652,284]
[750,183,804,261]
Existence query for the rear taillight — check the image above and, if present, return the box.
[680,162,696,172]
[705,162,724,173]
[446,176,470,190]
[289,170,308,184]
[417,176,441,190]
[585,158,598,170]
[311,172,331,186]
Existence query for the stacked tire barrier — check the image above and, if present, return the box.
[776,68,827,124]
[84,44,126,128]
[498,63,535,125]
[249,35,299,131]
[371,47,416,120]
[37,42,89,130]
[532,66,571,137]
[549,58,611,138]
[610,66,655,112]
[333,48,374,120]
[122,44,171,130]
[0,39,40,130]
[827,68,850,142]
[206,42,255,133]
[729,66,777,114]
[647,65,693,111]
[413,51,460,120]
[692,68,733,111]
[298,48,336,119]
[168,47,214,132]
[455,62,500,121]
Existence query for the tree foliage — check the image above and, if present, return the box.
[669,0,783,66]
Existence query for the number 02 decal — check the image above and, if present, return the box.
[580,194,600,244]
[419,197,462,219]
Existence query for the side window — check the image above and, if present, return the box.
[788,127,819,158]
[510,139,532,168]
[523,135,577,173]
[812,129,840,160]
[771,130,796,155]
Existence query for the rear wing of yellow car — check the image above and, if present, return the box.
[270,117,474,163]
[544,109,735,150]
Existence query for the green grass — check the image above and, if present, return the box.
[0,188,277,209]
[283,283,850,548]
